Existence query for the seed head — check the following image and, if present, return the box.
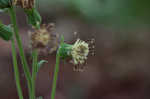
[13,0,35,9]
[73,38,95,72]
[29,23,59,54]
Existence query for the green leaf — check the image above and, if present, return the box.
[37,60,48,72]
[0,23,13,41]
[24,8,41,29]
[0,0,11,9]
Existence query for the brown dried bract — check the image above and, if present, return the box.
[29,23,59,55]
[73,63,88,72]
[13,0,35,9]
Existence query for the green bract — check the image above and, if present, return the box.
[58,43,72,59]
[24,8,41,29]
[0,23,13,41]
[0,0,12,9]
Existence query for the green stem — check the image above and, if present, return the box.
[31,50,38,99]
[11,39,24,99]
[51,52,60,99]
[9,6,32,99]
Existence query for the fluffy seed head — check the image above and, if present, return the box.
[71,39,89,65]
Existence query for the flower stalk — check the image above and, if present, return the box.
[9,6,32,99]
[11,38,24,99]
[31,50,38,99]
[51,36,64,99]
[51,51,61,99]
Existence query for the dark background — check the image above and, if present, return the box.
[1,0,150,99]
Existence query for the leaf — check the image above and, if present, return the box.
[37,60,48,72]
[0,23,13,41]
[24,8,41,29]
[0,0,11,9]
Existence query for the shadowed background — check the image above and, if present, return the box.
[0,0,150,99]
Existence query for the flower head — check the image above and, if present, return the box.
[13,0,35,9]
[58,37,95,72]
[29,23,59,54]
[71,39,89,65]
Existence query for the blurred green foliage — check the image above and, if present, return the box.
[37,0,150,25]
[0,0,11,9]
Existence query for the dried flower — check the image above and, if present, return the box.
[13,0,35,9]
[58,38,95,72]
[29,23,59,54]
